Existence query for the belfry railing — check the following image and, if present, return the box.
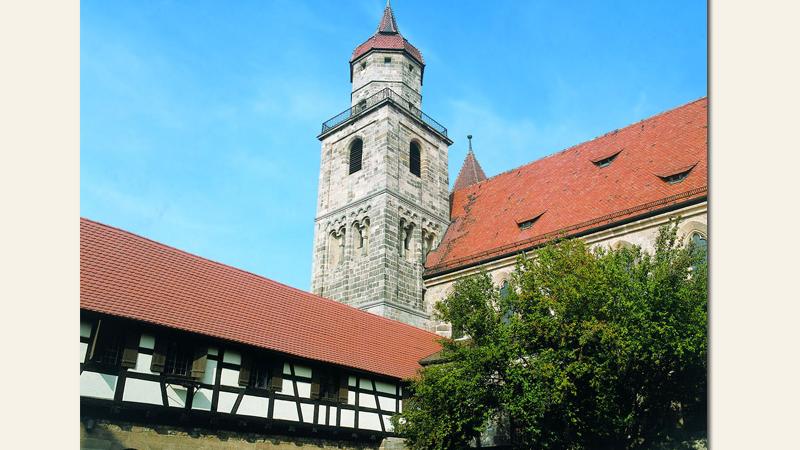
[320,88,448,137]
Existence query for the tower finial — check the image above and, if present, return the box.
[377,0,399,34]
[467,134,473,152]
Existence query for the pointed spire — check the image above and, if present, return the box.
[378,0,400,34]
[453,135,488,191]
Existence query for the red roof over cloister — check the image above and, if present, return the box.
[425,97,708,276]
[80,217,442,380]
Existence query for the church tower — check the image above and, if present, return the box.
[311,1,452,329]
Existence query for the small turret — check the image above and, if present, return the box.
[453,135,488,191]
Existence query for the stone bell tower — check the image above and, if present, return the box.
[310,1,452,329]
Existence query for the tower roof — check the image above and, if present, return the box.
[351,1,424,66]
[377,0,399,34]
[453,135,488,191]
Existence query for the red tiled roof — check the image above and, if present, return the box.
[453,150,488,191]
[425,97,708,276]
[350,2,424,66]
[80,218,441,380]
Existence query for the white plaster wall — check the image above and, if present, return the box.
[139,333,155,349]
[280,379,293,395]
[340,409,355,428]
[80,371,117,400]
[80,320,92,338]
[237,395,268,418]
[273,399,299,421]
[301,403,314,423]
[220,368,239,387]
[375,380,395,394]
[222,350,241,365]
[296,380,311,398]
[383,415,394,432]
[293,364,312,378]
[121,378,161,405]
[359,411,382,431]
[359,392,377,409]
[166,385,187,408]
[216,391,238,414]
[192,388,213,411]
[378,395,396,412]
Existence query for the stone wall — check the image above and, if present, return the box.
[312,63,450,330]
[351,51,423,110]
[80,419,394,450]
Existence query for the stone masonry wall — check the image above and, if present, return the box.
[312,54,449,330]
[351,52,423,110]
[79,418,396,450]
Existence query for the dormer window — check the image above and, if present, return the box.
[591,150,622,168]
[662,171,691,184]
[657,163,697,184]
[516,212,544,230]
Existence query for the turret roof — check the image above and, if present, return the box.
[453,136,488,191]
[351,1,424,65]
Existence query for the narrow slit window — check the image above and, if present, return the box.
[349,138,363,174]
[409,142,421,177]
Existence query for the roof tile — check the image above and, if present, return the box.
[81,218,441,380]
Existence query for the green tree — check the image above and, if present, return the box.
[393,223,707,449]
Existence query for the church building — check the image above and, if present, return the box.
[80,2,706,449]
[310,2,708,336]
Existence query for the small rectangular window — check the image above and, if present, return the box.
[384,57,392,64]
[408,64,414,72]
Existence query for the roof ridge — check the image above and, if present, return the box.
[450,96,708,194]
[80,217,442,339]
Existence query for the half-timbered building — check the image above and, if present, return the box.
[80,218,441,449]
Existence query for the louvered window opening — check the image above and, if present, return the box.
[410,142,421,176]
[349,139,363,174]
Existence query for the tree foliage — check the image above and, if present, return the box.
[393,223,707,449]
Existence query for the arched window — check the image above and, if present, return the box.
[690,232,707,263]
[409,141,421,177]
[349,139,363,175]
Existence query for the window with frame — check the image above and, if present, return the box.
[311,369,349,403]
[150,335,207,380]
[238,354,283,391]
[163,341,193,377]
[86,319,139,369]
[349,138,363,174]
[409,141,421,177]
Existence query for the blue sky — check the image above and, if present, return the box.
[80,0,707,290]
